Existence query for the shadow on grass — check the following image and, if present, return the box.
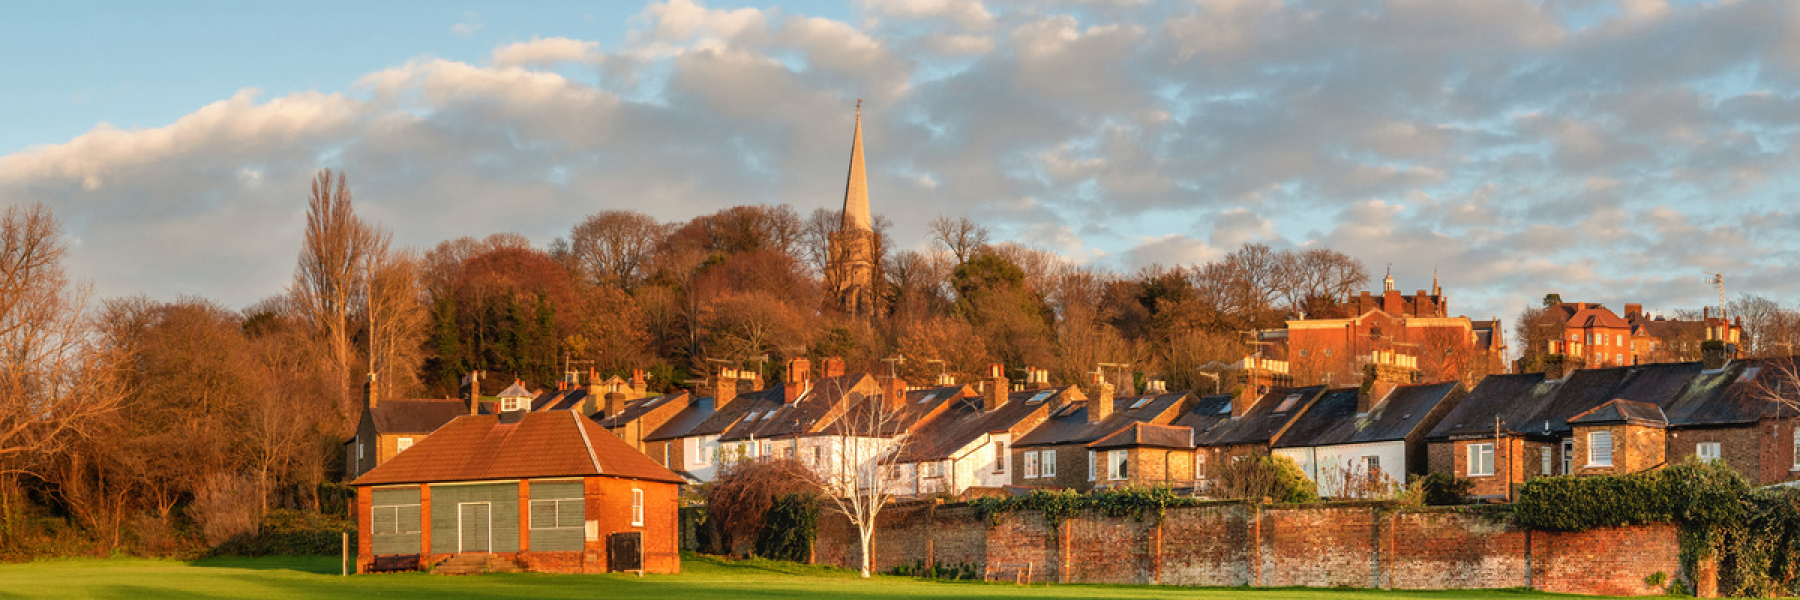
[188,555,345,575]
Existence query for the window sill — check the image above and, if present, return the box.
[1468,473,1493,478]
[1585,463,1613,468]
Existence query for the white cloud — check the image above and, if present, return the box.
[493,37,604,67]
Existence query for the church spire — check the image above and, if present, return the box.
[1431,267,1441,297]
[1383,263,1395,292]
[841,100,871,232]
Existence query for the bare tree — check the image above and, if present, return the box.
[813,379,911,578]
[367,245,428,401]
[562,210,666,289]
[289,170,382,427]
[0,204,120,475]
[928,215,989,264]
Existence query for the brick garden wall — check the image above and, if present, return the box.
[817,501,1685,597]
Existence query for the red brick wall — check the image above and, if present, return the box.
[1532,523,1680,596]
[1259,506,1379,588]
[816,501,1683,596]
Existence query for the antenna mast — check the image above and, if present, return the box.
[1704,272,1725,319]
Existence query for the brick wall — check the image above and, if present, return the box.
[816,501,1683,596]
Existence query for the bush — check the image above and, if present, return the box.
[208,509,354,557]
[753,493,817,562]
[1213,455,1317,504]
[1411,472,1474,506]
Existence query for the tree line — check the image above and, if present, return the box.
[7,168,1792,557]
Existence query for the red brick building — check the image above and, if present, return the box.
[1262,273,1504,389]
[351,410,684,574]
[1542,302,1745,368]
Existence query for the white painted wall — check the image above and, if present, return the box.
[1273,440,1408,498]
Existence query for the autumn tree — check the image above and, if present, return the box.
[289,170,383,427]
[559,210,665,289]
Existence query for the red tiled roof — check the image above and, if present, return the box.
[1566,307,1629,329]
[351,410,683,486]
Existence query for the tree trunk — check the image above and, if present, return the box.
[859,527,873,578]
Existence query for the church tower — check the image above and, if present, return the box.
[828,102,876,316]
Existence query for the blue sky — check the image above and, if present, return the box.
[4,0,1800,336]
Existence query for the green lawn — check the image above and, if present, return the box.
[0,554,1608,599]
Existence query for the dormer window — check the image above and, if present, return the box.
[501,397,526,412]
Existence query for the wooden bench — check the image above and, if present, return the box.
[984,562,1033,585]
[368,554,420,573]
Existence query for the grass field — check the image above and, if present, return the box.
[0,554,1605,599]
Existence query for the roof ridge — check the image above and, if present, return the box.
[571,410,604,475]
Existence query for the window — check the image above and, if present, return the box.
[1088,451,1097,481]
[760,440,772,456]
[358,443,365,460]
[396,437,413,452]
[1615,334,1623,346]
[813,446,824,467]
[1793,429,1800,470]
[1042,450,1057,478]
[1275,393,1303,412]
[1026,390,1055,404]
[1467,443,1495,477]
[1697,442,1722,462]
[1364,455,1380,475]
[1541,447,1552,475]
[529,498,584,531]
[1109,450,1129,480]
[1324,348,1332,356]
[746,410,761,421]
[993,442,1007,474]
[1129,398,1151,409]
[501,397,525,411]
[630,488,644,527]
[1588,431,1613,466]
[1024,451,1039,478]
[1195,453,1207,479]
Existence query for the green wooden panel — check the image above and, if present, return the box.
[371,487,421,555]
[428,483,519,554]
[528,497,584,552]
[531,480,583,499]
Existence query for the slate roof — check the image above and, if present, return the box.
[352,410,684,486]
[367,399,469,434]
[1169,394,1237,444]
[826,384,966,438]
[1568,399,1667,426]
[596,392,689,428]
[642,396,721,442]
[1195,386,1327,447]
[715,374,876,441]
[1272,382,1460,449]
[1429,359,1797,441]
[891,386,1072,463]
[1089,423,1194,450]
[1012,392,1190,448]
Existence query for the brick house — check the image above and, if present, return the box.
[1086,422,1197,489]
[887,366,1073,497]
[1258,273,1505,387]
[1010,381,1193,491]
[351,410,684,574]
[1428,359,1800,499]
[1537,302,1745,368]
[344,397,469,480]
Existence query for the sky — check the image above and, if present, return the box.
[4,0,1800,335]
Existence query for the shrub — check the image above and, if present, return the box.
[1213,455,1317,504]
[209,509,354,557]
[1410,472,1474,506]
[753,493,818,562]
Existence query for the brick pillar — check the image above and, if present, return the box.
[1693,554,1719,598]
[1251,502,1264,588]
[586,477,607,573]
[355,487,372,573]
[1151,518,1163,585]
[519,479,532,554]
[1058,520,1071,583]
[418,485,432,561]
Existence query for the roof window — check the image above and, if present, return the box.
[1129,398,1151,409]
[1027,390,1055,404]
[1215,401,1232,415]
[1275,393,1303,412]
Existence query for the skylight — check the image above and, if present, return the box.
[1739,366,1762,382]
[745,410,762,421]
[1275,393,1302,412]
[1215,402,1232,415]
[916,392,940,404]
[1129,398,1151,409]
[1027,390,1055,404]
[761,409,776,420]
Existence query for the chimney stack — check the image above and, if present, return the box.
[606,392,629,419]
[822,357,846,378]
[715,368,741,407]
[1144,379,1167,394]
[466,370,481,415]
[883,377,908,412]
[984,364,1008,411]
[631,368,649,398]
[365,372,377,410]
[1625,303,1643,320]
[585,368,604,415]
[1360,351,1420,414]
[785,358,812,403]
[1088,372,1115,424]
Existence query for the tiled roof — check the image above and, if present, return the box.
[351,410,684,486]
[1567,306,1629,329]
[1273,382,1461,448]
[1012,393,1190,448]
[891,386,1071,463]
[596,392,690,428]
[368,399,469,434]
[1195,386,1327,447]
[1088,423,1194,450]
[1568,399,1667,426]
